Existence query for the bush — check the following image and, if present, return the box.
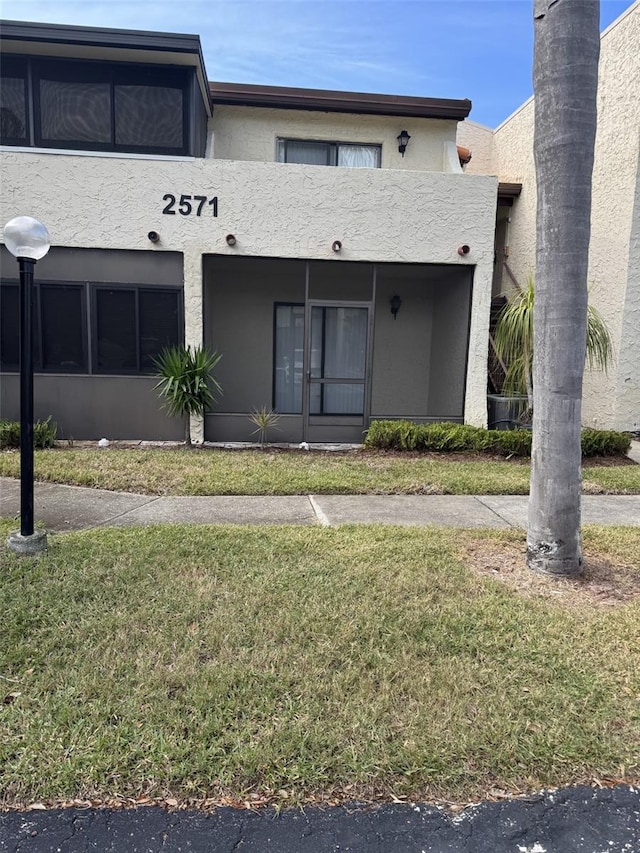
[580,428,631,457]
[0,416,58,449]
[364,420,630,459]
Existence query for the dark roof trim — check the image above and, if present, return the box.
[0,19,203,55]
[498,182,523,198]
[210,82,472,120]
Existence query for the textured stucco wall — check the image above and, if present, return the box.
[456,120,495,176]
[0,150,497,435]
[211,106,460,172]
[615,148,640,432]
[491,3,640,430]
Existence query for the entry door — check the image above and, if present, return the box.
[304,302,371,443]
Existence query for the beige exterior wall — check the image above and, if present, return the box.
[1,150,497,438]
[472,2,640,430]
[211,105,461,172]
[456,119,495,176]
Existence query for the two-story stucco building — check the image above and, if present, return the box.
[0,18,499,443]
[1,6,638,442]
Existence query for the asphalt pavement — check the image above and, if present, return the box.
[1,785,639,852]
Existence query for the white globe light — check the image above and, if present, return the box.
[3,216,51,261]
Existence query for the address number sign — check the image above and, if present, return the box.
[162,194,218,217]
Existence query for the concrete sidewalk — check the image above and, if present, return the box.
[1,477,639,532]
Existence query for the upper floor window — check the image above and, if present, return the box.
[0,55,190,156]
[276,138,381,168]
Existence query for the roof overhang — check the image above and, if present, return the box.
[210,81,472,121]
[498,182,523,206]
[0,20,212,114]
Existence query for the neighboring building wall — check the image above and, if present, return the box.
[0,150,498,436]
[489,2,640,430]
[456,120,495,176]
[211,106,460,172]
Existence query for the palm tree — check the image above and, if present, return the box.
[528,0,601,576]
[494,276,612,416]
[153,345,222,447]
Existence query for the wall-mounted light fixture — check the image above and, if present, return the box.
[226,234,237,247]
[332,240,342,253]
[148,230,160,244]
[397,130,411,157]
[390,294,402,320]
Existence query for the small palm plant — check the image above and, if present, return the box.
[494,277,612,417]
[153,345,222,447]
[248,406,281,447]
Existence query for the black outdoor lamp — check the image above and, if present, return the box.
[390,294,402,319]
[4,216,51,556]
[397,130,411,157]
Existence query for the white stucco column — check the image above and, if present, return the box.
[464,255,493,428]
[183,246,205,443]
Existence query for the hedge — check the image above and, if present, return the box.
[363,420,631,458]
[0,417,58,450]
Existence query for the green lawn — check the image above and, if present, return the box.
[0,447,638,495]
[1,520,639,806]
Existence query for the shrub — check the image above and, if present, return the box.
[364,420,630,459]
[154,345,222,447]
[249,407,281,446]
[580,428,631,457]
[490,428,532,457]
[0,416,57,449]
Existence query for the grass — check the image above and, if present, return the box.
[1,520,639,806]
[0,447,638,495]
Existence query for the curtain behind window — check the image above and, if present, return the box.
[274,304,304,412]
[286,140,330,165]
[338,145,380,168]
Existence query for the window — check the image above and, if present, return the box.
[0,282,86,373]
[0,283,20,370]
[2,56,190,155]
[273,304,304,413]
[39,285,86,372]
[0,281,181,375]
[277,139,381,168]
[0,57,28,145]
[93,286,181,374]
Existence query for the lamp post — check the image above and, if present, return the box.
[4,216,51,556]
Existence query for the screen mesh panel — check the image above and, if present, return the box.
[139,289,180,371]
[0,284,19,369]
[115,85,183,149]
[40,79,111,143]
[96,289,136,371]
[0,78,27,142]
[40,285,86,371]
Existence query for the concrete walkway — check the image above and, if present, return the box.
[1,477,639,532]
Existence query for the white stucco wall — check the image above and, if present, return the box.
[0,150,497,436]
[210,105,460,172]
[456,119,495,176]
[490,2,640,430]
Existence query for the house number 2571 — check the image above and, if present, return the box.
[162,194,218,217]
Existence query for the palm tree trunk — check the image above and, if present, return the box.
[184,416,191,448]
[527,0,600,575]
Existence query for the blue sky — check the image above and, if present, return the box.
[1,0,634,126]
